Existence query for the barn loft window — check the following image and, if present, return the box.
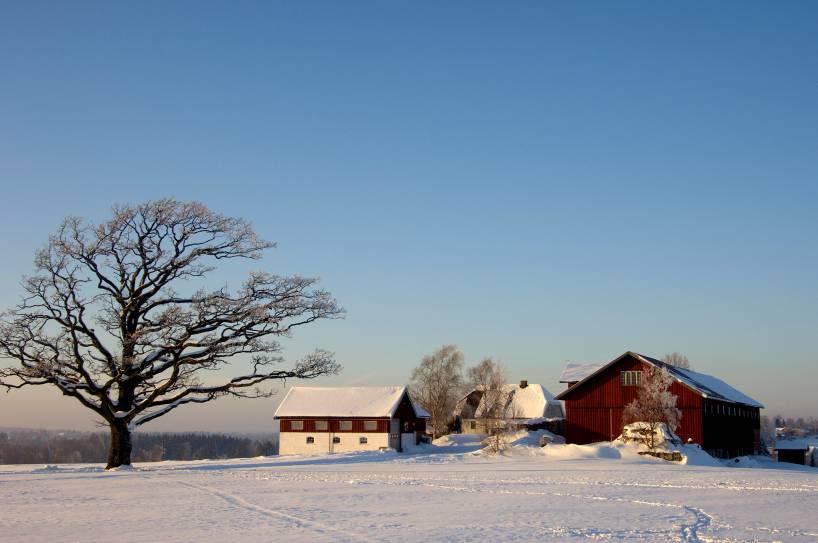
[339,421,352,431]
[333,436,341,444]
[315,420,328,431]
[620,371,642,386]
[359,437,368,444]
[290,420,304,431]
[306,436,314,444]
[363,420,378,432]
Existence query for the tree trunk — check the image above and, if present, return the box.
[106,420,133,469]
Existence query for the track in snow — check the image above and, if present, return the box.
[178,480,376,543]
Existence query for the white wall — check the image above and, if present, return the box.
[279,432,389,455]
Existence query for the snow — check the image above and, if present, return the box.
[4,438,818,542]
[466,383,563,419]
[634,353,764,408]
[775,437,818,450]
[559,353,763,408]
[619,422,681,446]
[273,386,427,419]
[667,367,764,407]
[559,362,606,383]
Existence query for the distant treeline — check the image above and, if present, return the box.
[0,429,278,465]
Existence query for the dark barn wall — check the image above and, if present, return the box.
[702,400,760,458]
[562,355,703,444]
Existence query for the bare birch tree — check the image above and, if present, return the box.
[0,199,343,468]
[468,358,511,453]
[622,365,681,451]
[408,345,464,440]
[662,352,690,369]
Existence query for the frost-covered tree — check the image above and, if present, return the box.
[759,415,776,453]
[468,358,512,453]
[0,199,343,468]
[662,352,690,369]
[409,345,464,439]
[622,365,681,451]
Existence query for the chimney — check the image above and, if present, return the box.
[519,380,528,388]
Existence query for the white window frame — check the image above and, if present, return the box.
[620,371,642,386]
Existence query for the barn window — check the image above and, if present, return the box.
[470,421,477,430]
[306,436,314,444]
[333,436,341,444]
[315,420,328,431]
[359,437,368,444]
[339,420,352,431]
[620,371,642,386]
[363,420,378,432]
[290,420,304,431]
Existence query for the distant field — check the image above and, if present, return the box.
[2,441,817,542]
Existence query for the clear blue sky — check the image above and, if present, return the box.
[1,2,816,431]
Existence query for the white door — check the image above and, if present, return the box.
[389,419,401,451]
[401,432,415,451]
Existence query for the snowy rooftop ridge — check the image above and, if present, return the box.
[460,383,564,419]
[556,352,763,408]
[273,386,429,419]
[632,353,764,408]
[559,362,607,383]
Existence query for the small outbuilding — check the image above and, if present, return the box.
[274,386,429,455]
[556,351,764,458]
[774,439,817,466]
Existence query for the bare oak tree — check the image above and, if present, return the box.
[408,345,464,440]
[0,199,343,468]
[662,352,690,369]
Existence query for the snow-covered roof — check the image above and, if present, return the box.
[459,384,563,419]
[556,351,764,408]
[559,363,606,383]
[273,386,429,419]
[774,438,818,451]
[632,353,764,408]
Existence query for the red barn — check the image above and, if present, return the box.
[555,352,763,458]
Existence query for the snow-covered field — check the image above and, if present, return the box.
[3,435,818,542]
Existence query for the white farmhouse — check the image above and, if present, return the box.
[274,386,430,455]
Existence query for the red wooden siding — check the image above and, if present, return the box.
[279,418,389,433]
[561,355,703,445]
